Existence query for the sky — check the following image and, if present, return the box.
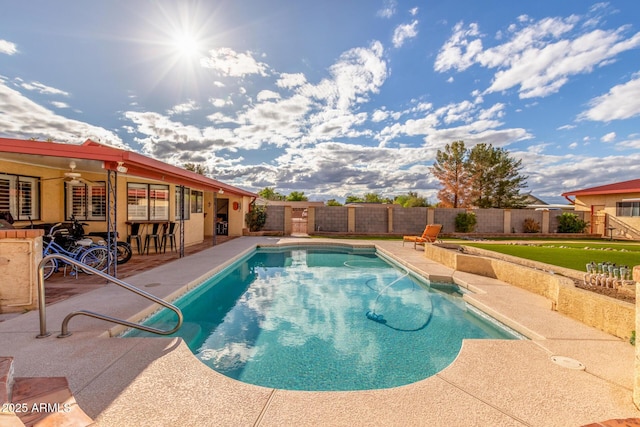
[1,1,640,204]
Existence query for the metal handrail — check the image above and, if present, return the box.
[36,253,183,338]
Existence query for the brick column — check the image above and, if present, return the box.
[427,208,435,225]
[348,207,356,233]
[503,209,511,233]
[284,206,292,235]
[541,210,550,233]
[387,207,394,233]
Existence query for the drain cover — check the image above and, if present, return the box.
[550,355,585,370]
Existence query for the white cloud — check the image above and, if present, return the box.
[377,0,397,18]
[409,7,418,16]
[580,74,640,121]
[601,131,616,142]
[0,79,126,147]
[434,12,640,99]
[167,100,198,115]
[371,109,389,122]
[256,90,281,102]
[200,47,269,77]
[51,101,70,109]
[392,20,418,48]
[277,73,307,89]
[0,39,17,55]
[20,81,70,96]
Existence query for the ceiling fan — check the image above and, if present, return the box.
[41,161,95,185]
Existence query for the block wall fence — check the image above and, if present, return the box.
[262,205,586,236]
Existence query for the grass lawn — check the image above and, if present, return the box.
[459,240,640,272]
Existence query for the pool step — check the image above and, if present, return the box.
[0,356,94,427]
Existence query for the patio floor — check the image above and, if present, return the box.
[1,236,638,426]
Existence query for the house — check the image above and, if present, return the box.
[562,179,640,239]
[0,137,257,249]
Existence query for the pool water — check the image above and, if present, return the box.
[125,246,521,391]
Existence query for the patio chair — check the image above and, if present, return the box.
[127,222,143,255]
[161,222,177,253]
[144,223,162,254]
[403,224,442,250]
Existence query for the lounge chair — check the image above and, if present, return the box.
[403,224,442,249]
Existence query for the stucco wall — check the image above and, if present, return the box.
[0,230,43,313]
[424,244,635,340]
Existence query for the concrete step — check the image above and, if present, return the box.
[1,357,94,427]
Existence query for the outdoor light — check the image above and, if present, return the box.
[116,162,128,173]
[218,189,224,194]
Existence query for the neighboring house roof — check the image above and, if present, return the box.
[0,137,257,198]
[561,179,640,197]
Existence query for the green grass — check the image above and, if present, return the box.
[461,242,640,271]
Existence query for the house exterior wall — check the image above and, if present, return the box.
[574,193,640,231]
[1,160,250,247]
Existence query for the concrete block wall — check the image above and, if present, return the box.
[354,207,388,233]
[314,206,348,232]
[433,208,467,233]
[474,209,505,233]
[511,209,543,233]
[392,207,427,234]
[263,206,285,232]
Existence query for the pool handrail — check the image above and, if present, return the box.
[36,253,183,338]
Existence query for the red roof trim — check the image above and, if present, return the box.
[561,179,640,197]
[0,137,256,197]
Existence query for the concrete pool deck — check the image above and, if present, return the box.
[0,236,638,426]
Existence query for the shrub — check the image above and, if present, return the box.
[523,217,541,233]
[455,212,477,233]
[556,212,589,233]
[245,203,267,231]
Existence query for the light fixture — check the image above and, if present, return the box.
[218,189,224,194]
[116,162,128,173]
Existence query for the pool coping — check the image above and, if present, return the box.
[0,236,638,426]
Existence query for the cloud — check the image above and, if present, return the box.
[0,79,126,147]
[434,9,640,99]
[167,100,199,115]
[392,20,419,48]
[601,131,616,142]
[580,74,640,121]
[19,81,70,96]
[377,0,397,18]
[0,39,17,55]
[200,47,269,77]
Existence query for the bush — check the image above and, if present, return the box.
[455,212,477,233]
[556,212,589,233]
[523,218,541,233]
[245,203,267,231]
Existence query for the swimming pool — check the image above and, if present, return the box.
[125,245,522,391]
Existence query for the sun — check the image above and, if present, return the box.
[171,32,203,59]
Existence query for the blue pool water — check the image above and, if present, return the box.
[125,245,521,391]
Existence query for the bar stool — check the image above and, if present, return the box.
[127,223,143,255]
[161,222,177,253]
[144,223,161,254]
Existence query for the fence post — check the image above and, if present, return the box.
[504,209,511,233]
[348,206,356,233]
[284,206,293,235]
[542,210,550,233]
[427,207,435,225]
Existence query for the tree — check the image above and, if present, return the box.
[394,191,429,207]
[432,141,528,209]
[258,187,286,201]
[467,144,527,208]
[431,141,470,207]
[326,199,342,206]
[184,162,208,175]
[245,203,267,231]
[286,191,308,201]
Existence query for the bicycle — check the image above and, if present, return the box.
[65,216,133,265]
[41,223,111,280]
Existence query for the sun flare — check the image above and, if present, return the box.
[171,32,202,58]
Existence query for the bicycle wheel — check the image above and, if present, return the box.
[79,246,110,274]
[116,241,132,265]
[42,258,57,280]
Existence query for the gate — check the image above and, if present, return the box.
[292,208,308,234]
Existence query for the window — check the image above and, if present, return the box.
[127,183,169,221]
[175,186,190,220]
[0,173,40,220]
[191,190,203,213]
[66,182,106,220]
[617,201,640,217]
